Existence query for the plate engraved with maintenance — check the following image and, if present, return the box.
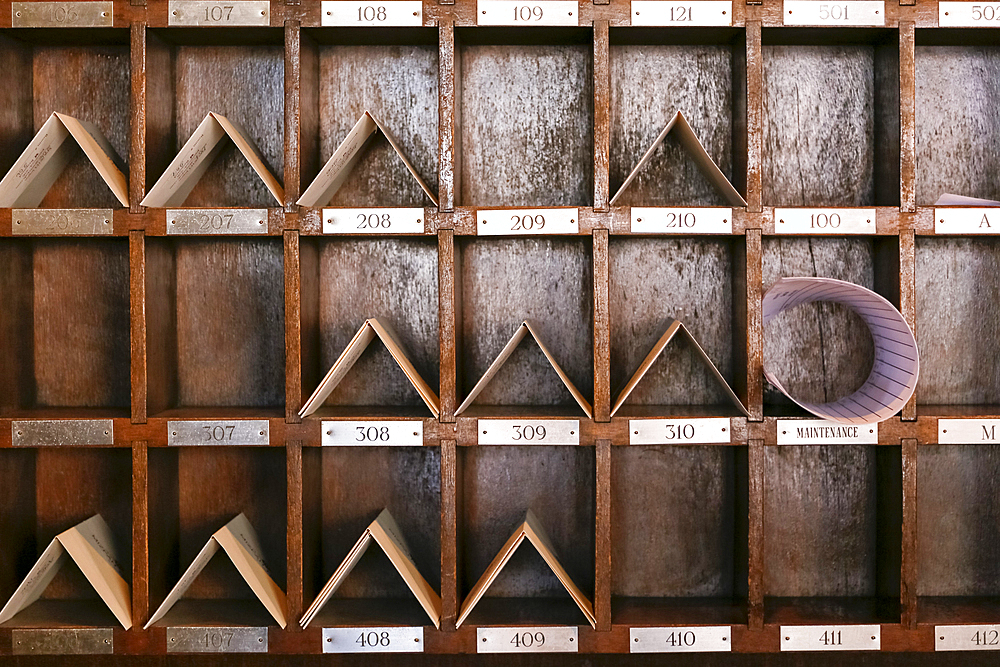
[12,209,113,235]
[167,627,267,653]
[629,418,731,445]
[323,421,423,446]
[477,627,578,653]
[777,419,877,445]
[939,2,1000,26]
[477,0,579,25]
[477,208,579,235]
[781,625,880,651]
[478,420,580,445]
[934,208,1000,234]
[12,2,112,27]
[12,420,113,447]
[630,626,732,653]
[167,209,268,234]
[774,208,875,234]
[323,208,425,234]
[168,1,269,25]
[167,420,270,446]
[631,207,732,234]
[938,419,1000,444]
[12,628,113,655]
[322,1,423,26]
[323,627,424,653]
[936,625,1000,651]
[630,1,732,25]
[783,0,884,25]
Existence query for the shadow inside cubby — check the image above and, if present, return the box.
[457,27,594,207]
[145,237,285,418]
[0,238,130,418]
[458,445,595,626]
[764,445,901,624]
[299,27,439,207]
[915,238,1000,415]
[457,237,593,418]
[147,446,287,627]
[762,28,900,207]
[0,447,131,627]
[0,29,130,209]
[915,30,1000,205]
[302,445,441,626]
[145,28,285,208]
[609,27,746,207]
[299,237,439,418]
[917,445,1000,623]
[611,444,747,626]
[762,236,899,417]
[609,236,746,417]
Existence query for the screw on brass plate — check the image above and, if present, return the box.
[569,638,574,642]
[172,10,177,14]
[258,220,264,224]
[258,638,264,643]
[327,638,332,642]
[570,219,575,223]
[482,638,487,642]
[326,10,331,14]
[413,432,419,436]
[782,430,787,434]
[259,431,265,435]
[634,638,639,642]
[102,11,108,16]
[417,219,422,223]
[413,11,417,14]
[722,427,727,432]
[15,220,20,224]
[570,431,575,435]
[15,11,21,16]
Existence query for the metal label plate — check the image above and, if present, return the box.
[168,1,269,25]
[629,418,732,445]
[631,207,732,234]
[12,2,113,27]
[783,0,884,25]
[781,625,880,651]
[630,1,732,25]
[167,420,270,446]
[13,209,113,236]
[774,208,875,234]
[477,0,579,25]
[939,2,1000,26]
[321,1,423,25]
[167,627,267,653]
[934,208,1000,234]
[477,627,578,653]
[323,208,425,234]
[167,209,268,234]
[12,628,113,655]
[938,419,1000,444]
[322,421,423,446]
[936,625,1000,651]
[478,419,580,445]
[477,208,579,235]
[323,627,424,653]
[630,626,732,653]
[777,419,877,445]
[12,420,113,447]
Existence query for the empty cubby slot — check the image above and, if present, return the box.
[299,28,439,207]
[299,237,439,418]
[0,447,131,627]
[459,445,595,626]
[457,27,594,207]
[0,238,130,418]
[609,236,746,416]
[611,445,747,626]
[457,237,593,417]
[145,28,285,208]
[0,29,130,208]
[762,29,900,207]
[915,238,1000,413]
[608,28,746,207]
[918,445,1000,623]
[762,236,899,417]
[764,445,901,624]
[302,446,441,626]
[915,30,1000,205]
[147,446,286,626]
[145,237,285,417]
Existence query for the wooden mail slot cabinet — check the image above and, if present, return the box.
[0,0,998,662]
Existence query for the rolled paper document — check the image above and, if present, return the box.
[763,277,919,425]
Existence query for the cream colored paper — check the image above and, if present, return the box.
[141,112,283,207]
[0,514,132,629]
[299,318,440,418]
[609,110,746,208]
[456,510,595,629]
[611,319,750,417]
[144,513,288,629]
[455,320,593,418]
[297,111,438,207]
[0,112,128,207]
[300,509,441,629]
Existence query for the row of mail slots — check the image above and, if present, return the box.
[1,109,741,210]
[0,509,587,630]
